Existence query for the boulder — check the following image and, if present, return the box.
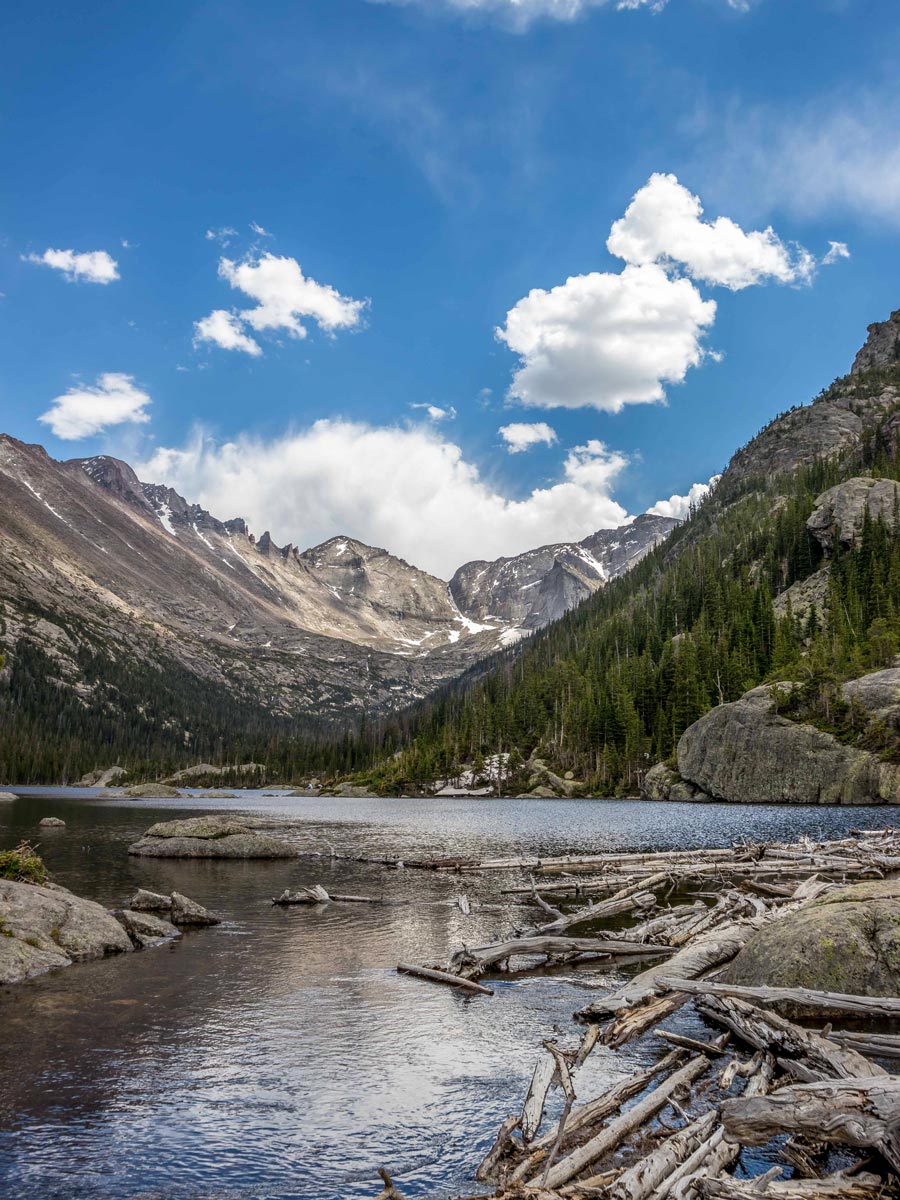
[842,668,900,720]
[76,765,128,788]
[126,888,173,913]
[0,792,16,802]
[123,783,181,799]
[724,879,900,996]
[117,909,181,947]
[808,477,900,552]
[677,683,900,805]
[38,816,66,828]
[0,879,132,985]
[201,790,237,799]
[641,762,708,803]
[528,786,558,798]
[170,891,219,926]
[128,816,296,859]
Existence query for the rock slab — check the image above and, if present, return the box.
[0,879,132,985]
[118,909,181,947]
[128,815,296,859]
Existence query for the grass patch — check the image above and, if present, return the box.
[0,842,48,885]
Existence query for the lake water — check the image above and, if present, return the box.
[1,791,895,1200]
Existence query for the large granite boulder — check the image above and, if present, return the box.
[842,668,900,720]
[724,879,900,996]
[0,792,17,803]
[0,879,133,985]
[128,815,296,859]
[76,765,128,788]
[38,816,66,828]
[677,683,900,805]
[123,783,181,799]
[808,477,900,552]
[124,886,220,926]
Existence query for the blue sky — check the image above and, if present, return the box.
[2,0,899,576]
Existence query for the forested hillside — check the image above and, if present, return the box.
[355,359,900,795]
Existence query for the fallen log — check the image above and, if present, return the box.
[696,1172,886,1199]
[829,1030,900,1060]
[695,994,885,1082]
[720,1078,900,1172]
[577,922,752,1021]
[449,935,666,979]
[608,1109,718,1200]
[521,1047,558,1143]
[395,963,493,996]
[541,1055,710,1189]
[657,978,900,1023]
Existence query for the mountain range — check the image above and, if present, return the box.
[0,435,675,731]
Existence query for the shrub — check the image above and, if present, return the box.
[0,842,48,885]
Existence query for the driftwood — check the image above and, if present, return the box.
[721,1078,900,1172]
[273,886,407,906]
[395,963,493,995]
[449,935,667,979]
[661,977,900,1022]
[521,1047,559,1143]
[695,994,886,1082]
[375,1167,405,1199]
[609,1109,718,1200]
[541,1056,710,1188]
[696,1173,887,1199]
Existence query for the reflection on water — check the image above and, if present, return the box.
[1,792,895,1199]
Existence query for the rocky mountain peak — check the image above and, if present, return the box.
[852,307,900,375]
[70,455,148,509]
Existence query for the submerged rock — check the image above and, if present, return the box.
[724,879,900,996]
[0,879,133,985]
[122,783,181,799]
[38,816,66,828]
[117,909,181,947]
[128,815,296,859]
[676,683,900,805]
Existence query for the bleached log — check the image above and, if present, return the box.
[474,1114,519,1183]
[656,1029,730,1057]
[577,922,752,1021]
[541,1055,710,1189]
[272,884,331,904]
[656,977,900,1022]
[528,887,656,937]
[609,1110,718,1200]
[696,1173,886,1200]
[829,1030,900,1060]
[521,1047,558,1143]
[395,963,493,995]
[695,994,885,1082]
[720,1078,900,1172]
[449,935,668,979]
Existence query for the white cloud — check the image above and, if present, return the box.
[39,373,151,440]
[376,0,667,30]
[193,309,263,357]
[499,422,558,453]
[607,173,815,290]
[823,240,851,265]
[218,253,367,338]
[498,262,716,412]
[250,222,273,237]
[137,421,630,578]
[647,474,720,520]
[24,248,119,285]
[411,403,457,420]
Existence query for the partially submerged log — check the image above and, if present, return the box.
[395,963,493,996]
[658,977,900,1022]
[721,1078,900,1172]
[696,1173,887,1199]
[449,934,667,980]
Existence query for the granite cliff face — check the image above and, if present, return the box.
[0,434,673,726]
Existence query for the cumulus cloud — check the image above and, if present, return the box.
[193,309,263,357]
[607,173,815,290]
[195,253,367,356]
[498,263,716,412]
[496,172,830,411]
[647,474,721,520]
[24,248,119,285]
[499,422,558,453]
[39,373,151,440]
[136,421,630,577]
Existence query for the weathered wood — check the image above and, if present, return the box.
[474,1114,519,1183]
[521,1047,558,1143]
[375,1167,405,1199]
[395,963,494,995]
[829,1030,900,1060]
[541,1055,710,1189]
[655,1029,730,1057]
[695,994,885,1082]
[577,923,752,1021]
[449,935,666,979]
[609,1110,718,1200]
[721,1078,900,1172]
[658,977,900,1022]
[696,1173,886,1199]
[272,884,331,904]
